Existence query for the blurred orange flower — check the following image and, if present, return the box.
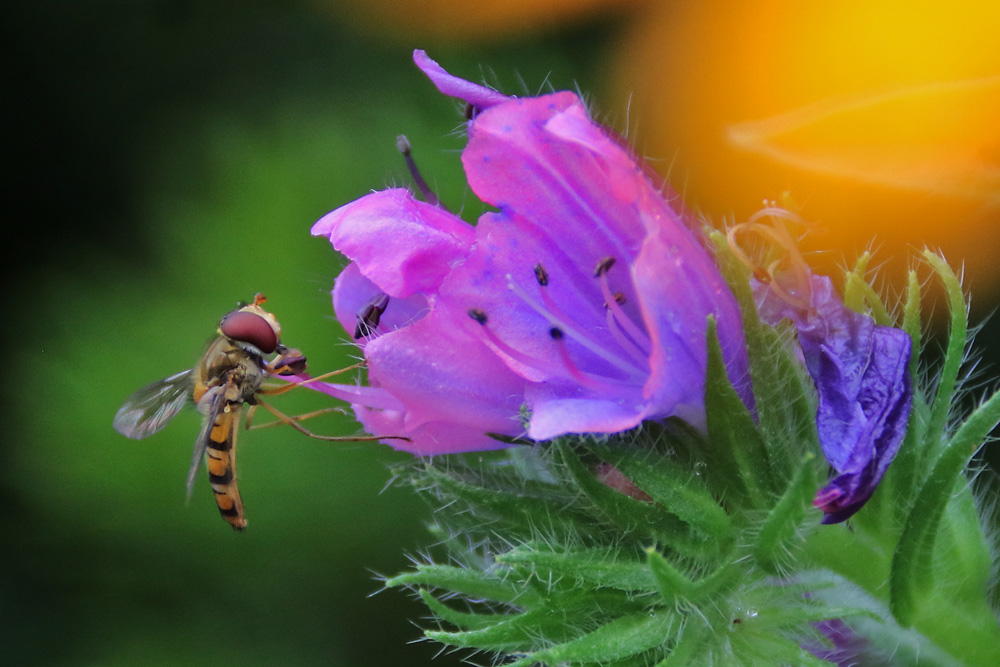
[612,1,1000,298]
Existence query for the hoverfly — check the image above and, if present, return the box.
[114,294,369,531]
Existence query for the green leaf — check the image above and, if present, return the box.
[890,386,1000,626]
[704,316,772,508]
[924,251,968,458]
[555,441,711,558]
[497,545,656,592]
[386,564,541,607]
[753,453,819,574]
[588,442,733,543]
[425,607,575,652]
[509,610,676,666]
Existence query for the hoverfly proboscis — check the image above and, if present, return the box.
[113,293,390,531]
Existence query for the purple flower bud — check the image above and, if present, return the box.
[311,51,750,455]
[754,260,912,524]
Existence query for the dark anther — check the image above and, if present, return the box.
[549,327,564,340]
[533,263,549,286]
[468,308,488,325]
[464,102,480,121]
[594,256,617,277]
[354,292,390,339]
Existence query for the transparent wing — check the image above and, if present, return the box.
[113,370,194,440]
[186,385,225,501]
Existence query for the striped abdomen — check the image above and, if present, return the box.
[206,402,247,530]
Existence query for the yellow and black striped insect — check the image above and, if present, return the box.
[114,294,351,530]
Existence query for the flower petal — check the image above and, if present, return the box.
[755,273,912,523]
[311,188,474,299]
[363,308,526,440]
[413,49,510,111]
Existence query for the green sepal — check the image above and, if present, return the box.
[710,231,818,486]
[424,606,579,652]
[386,564,541,607]
[923,251,968,461]
[555,441,711,559]
[753,453,819,574]
[645,547,738,605]
[497,545,656,592]
[587,441,733,545]
[890,386,1000,626]
[506,610,677,667]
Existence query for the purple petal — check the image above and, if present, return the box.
[756,274,912,523]
[332,262,429,344]
[312,188,474,299]
[413,49,510,111]
[363,310,526,443]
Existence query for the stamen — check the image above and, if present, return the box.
[397,135,450,212]
[594,259,652,355]
[728,210,813,311]
[549,327,611,392]
[467,309,630,393]
[354,292,390,339]
[506,275,646,380]
[605,308,650,367]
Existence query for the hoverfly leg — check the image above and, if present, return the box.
[253,398,409,443]
[246,405,347,432]
[259,363,366,396]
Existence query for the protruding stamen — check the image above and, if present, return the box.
[354,292,390,339]
[534,263,550,286]
[550,325,614,392]
[593,259,652,355]
[728,208,813,311]
[397,134,449,212]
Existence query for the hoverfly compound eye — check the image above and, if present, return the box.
[220,311,278,353]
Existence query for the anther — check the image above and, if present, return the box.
[397,134,449,212]
[354,292,390,339]
[549,327,564,340]
[594,256,616,277]
[605,292,627,308]
[468,308,488,325]
[463,101,479,121]
[534,263,549,287]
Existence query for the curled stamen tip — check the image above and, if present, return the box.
[468,308,488,325]
[396,135,412,155]
[594,256,616,277]
[533,263,550,286]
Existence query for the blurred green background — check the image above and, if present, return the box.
[4,2,998,666]
[2,2,609,665]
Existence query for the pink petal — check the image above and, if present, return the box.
[413,49,511,111]
[311,188,474,299]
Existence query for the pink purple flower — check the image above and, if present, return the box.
[308,50,750,455]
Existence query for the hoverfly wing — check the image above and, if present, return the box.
[186,385,225,501]
[114,370,194,440]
